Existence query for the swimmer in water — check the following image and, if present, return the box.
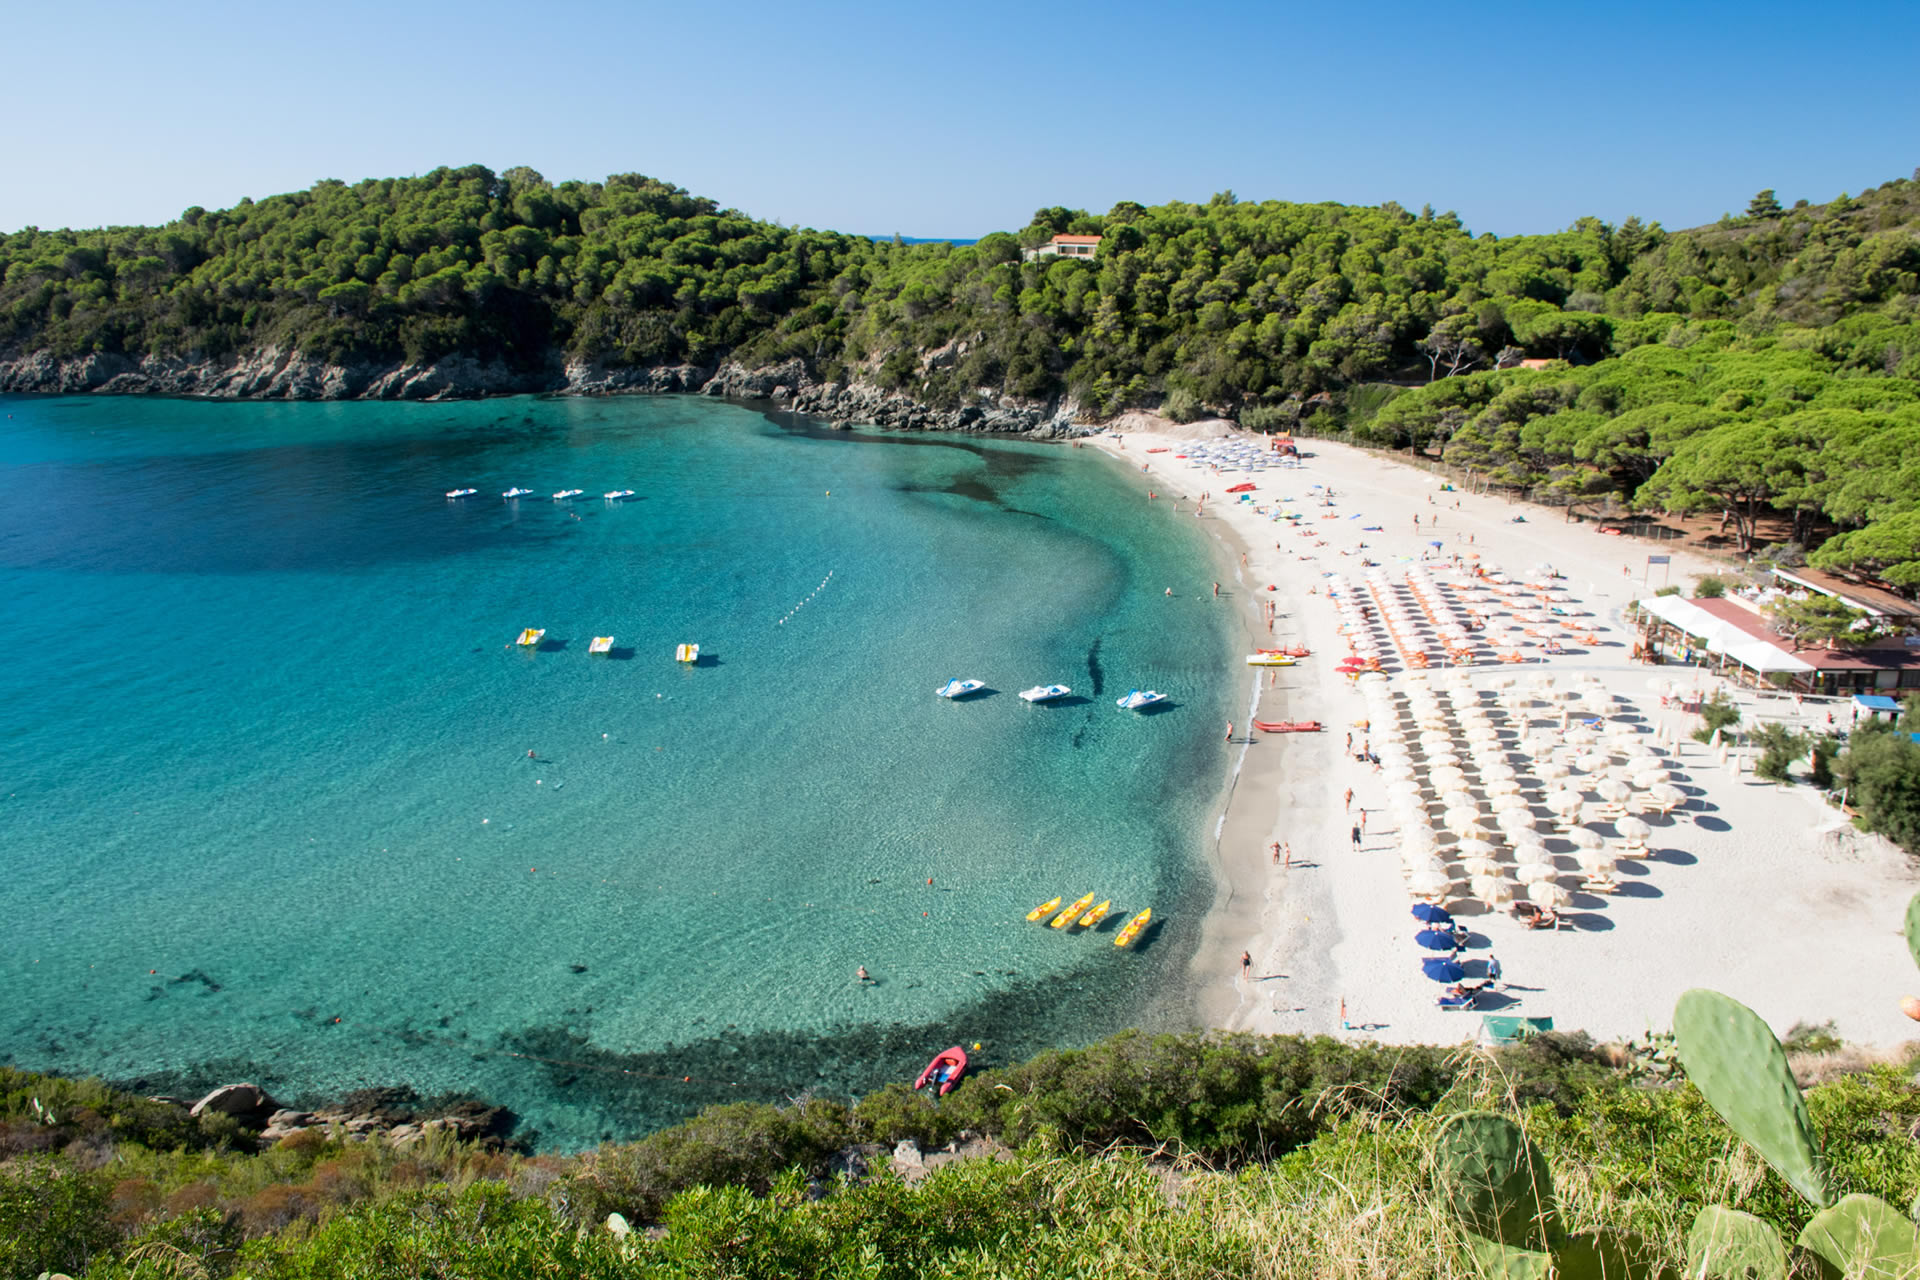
[856,966,870,983]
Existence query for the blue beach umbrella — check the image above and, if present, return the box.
[1422,958,1466,983]
[1410,903,1453,925]
[1415,931,1458,952]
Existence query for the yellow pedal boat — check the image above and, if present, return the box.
[1050,892,1096,930]
[515,628,545,647]
[1025,896,1062,923]
[1114,908,1153,947]
[1077,899,1112,929]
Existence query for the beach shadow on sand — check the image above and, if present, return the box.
[1562,912,1616,932]
[1691,815,1731,833]
[1649,847,1697,865]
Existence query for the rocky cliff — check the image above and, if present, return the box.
[0,347,1092,439]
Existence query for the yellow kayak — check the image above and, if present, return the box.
[1025,896,1062,923]
[1077,899,1112,929]
[1050,892,1096,930]
[1114,908,1153,947]
[1245,654,1297,667]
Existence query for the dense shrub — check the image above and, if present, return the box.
[1834,721,1920,850]
[0,1155,114,1278]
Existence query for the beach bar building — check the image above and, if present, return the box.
[1633,594,1920,696]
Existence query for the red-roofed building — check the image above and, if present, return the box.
[1687,598,1920,696]
[1024,234,1103,262]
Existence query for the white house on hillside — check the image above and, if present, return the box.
[1022,234,1103,262]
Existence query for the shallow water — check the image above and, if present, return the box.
[0,394,1234,1147]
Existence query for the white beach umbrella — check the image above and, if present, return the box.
[1498,810,1539,837]
[1617,816,1652,847]
[1473,875,1515,907]
[1514,861,1558,885]
[1569,826,1605,851]
[1426,749,1462,769]
[1408,869,1451,897]
[1420,731,1456,752]
[1490,791,1531,813]
[1632,769,1672,790]
[1577,752,1613,774]
[1649,783,1687,813]
[1431,766,1469,791]
[1440,788,1478,811]
[1547,789,1585,818]
[1575,847,1617,875]
[1481,762,1519,783]
[1565,728,1599,746]
[1459,854,1505,878]
[1528,881,1572,909]
[1625,754,1665,774]
[1536,762,1570,786]
[1405,854,1449,877]
[1511,832,1549,858]
[1456,837,1500,861]
[1596,779,1632,805]
[1444,807,1485,835]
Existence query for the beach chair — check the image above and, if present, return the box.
[1581,874,1619,894]
[1480,1015,1553,1045]
[1437,993,1477,1011]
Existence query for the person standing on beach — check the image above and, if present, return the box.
[1359,808,1368,835]
[1213,582,1220,597]
[1350,822,1362,850]
[1282,841,1292,867]
[1224,721,1234,742]
[1241,950,1252,981]
[1487,955,1502,986]
[1344,786,1354,811]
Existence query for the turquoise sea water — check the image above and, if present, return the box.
[0,393,1234,1148]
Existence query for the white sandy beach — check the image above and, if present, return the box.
[1088,421,1920,1050]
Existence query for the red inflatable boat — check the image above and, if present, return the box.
[914,1046,969,1097]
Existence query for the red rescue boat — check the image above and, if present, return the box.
[914,1046,969,1097]
[1253,719,1323,733]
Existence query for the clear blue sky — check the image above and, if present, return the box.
[6,0,1915,239]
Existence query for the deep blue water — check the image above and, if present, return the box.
[0,393,1233,1148]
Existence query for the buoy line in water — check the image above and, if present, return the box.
[775,568,834,627]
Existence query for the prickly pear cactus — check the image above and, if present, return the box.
[1905,891,1920,975]
[1552,1228,1677,1280]
[1686,1205,1786,1280]
[1671,989,1829,1209]
[1436,1111,1560,1252]
[1462,1233,1552,1280]
[1797,1193,1920,1280]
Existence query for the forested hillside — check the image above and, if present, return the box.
[5,166,1920,583]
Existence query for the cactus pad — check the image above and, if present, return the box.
[1904,891,1920,976]
[1687,1206,1786,1280]
[1436,1111,1559,1251]
[1671,989,1829,1208]
[1553,1228,1677,1280]
[1797,1193,1920,1279]
[1462,1232,1550,1280]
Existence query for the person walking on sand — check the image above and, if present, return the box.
[1225,721,1234,742]
[1271,841,1281,865]
[1359,808,1368,835]
[1241,950,1252,981]
[1344,786,1354,811]
[1350,821,1362,850]
[1487,954,1502,987]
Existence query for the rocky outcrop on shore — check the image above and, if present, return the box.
[0,346,1095,439]
[163,1082,518,1151]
